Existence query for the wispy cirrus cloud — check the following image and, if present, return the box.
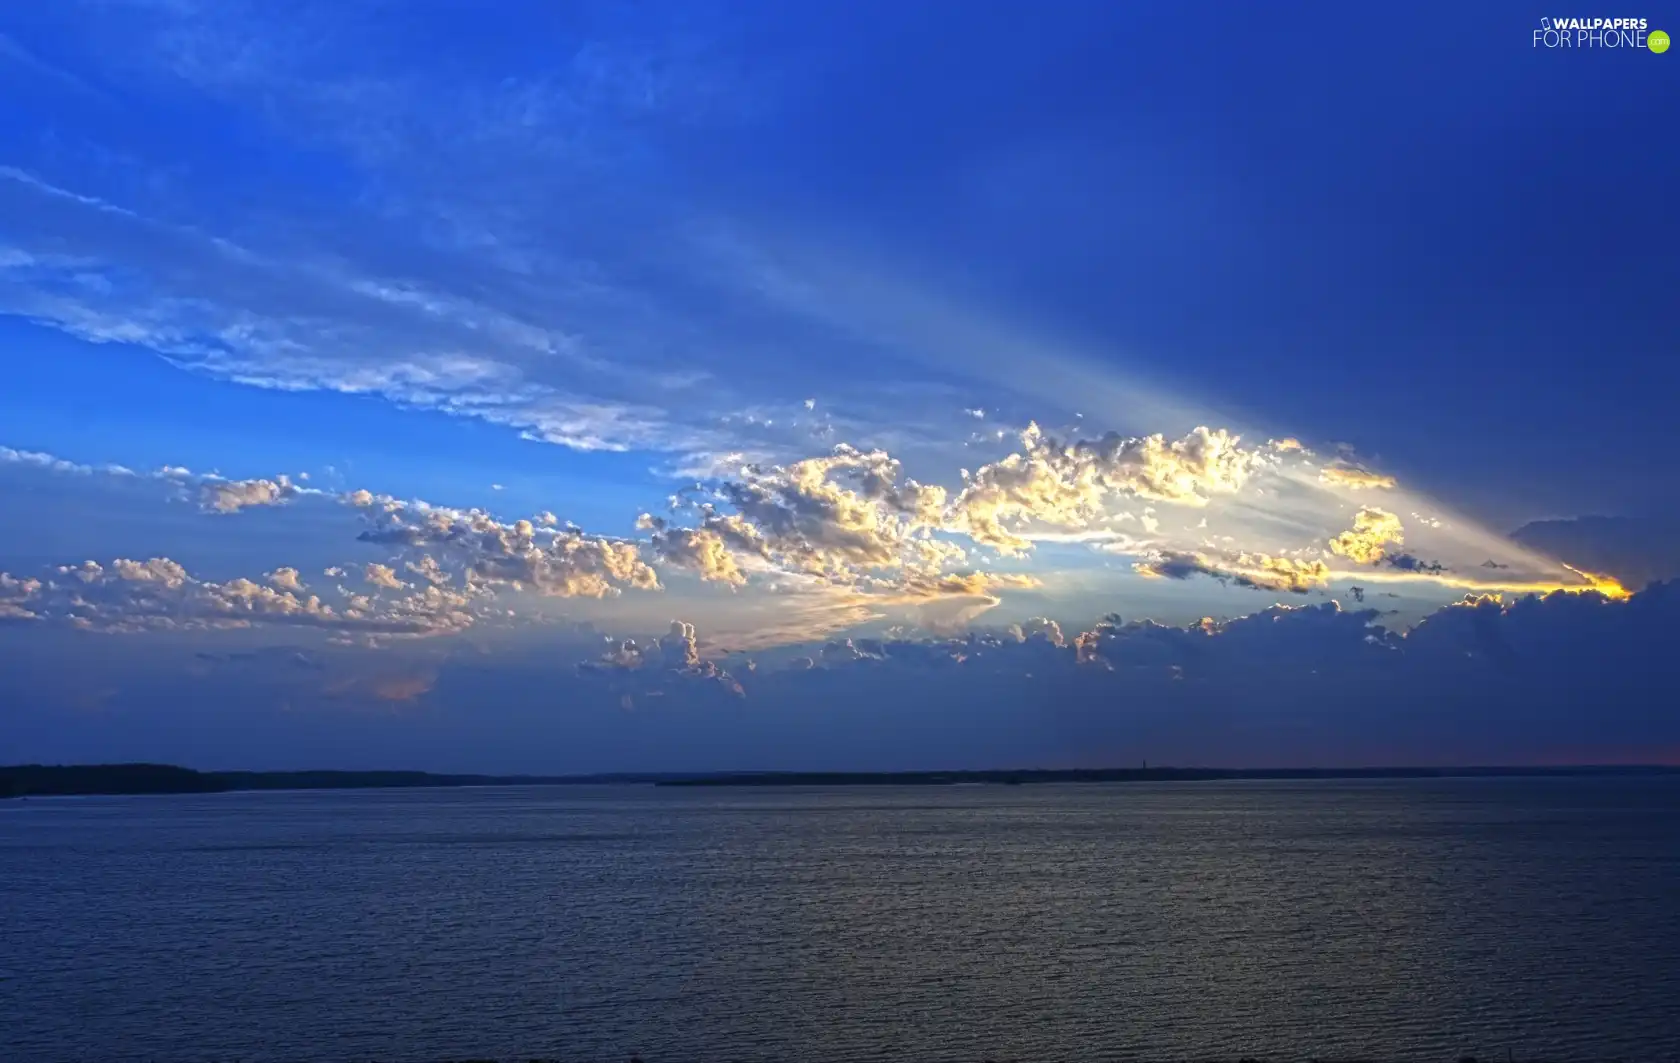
[0,3,823,459]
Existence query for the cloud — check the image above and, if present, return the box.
[363,563,407,590]
[638,514,747,585]
[581,619,745,698]
[266,567,305,593]
[1510,516,1680,591]
[0,18,784,461]
[643,444,965,600]
[951,423,1260,555]
[1134,550,1331,594]
[182,645,445,709]
[671,585,1678,769]
[1,445,133,477]
[0,572,43,620]
[4,428,1635,661]
[1320,462,1397,490]
[404,556,451,587]
[870,569,1040,600]
[0,556,476,636]
[15,582,1675,770]
[199,475,302,514]
[367,673,437,702]
[355,502,660,598]
[4,443,335,519]
[1328,507,1405,564]
[1011,616,1066,646]
[711,444,947,571]
[1383,553,1445,575]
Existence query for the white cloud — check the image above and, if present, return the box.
[1,445,124,477]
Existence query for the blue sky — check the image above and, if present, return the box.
[1,1,1677,770]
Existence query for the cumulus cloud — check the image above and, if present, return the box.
[713,444,946,570]
[266,567,305,593]
[1012,616,1066,646]
[363,563,407,590]
[1,423,1625,657]
[0,572,43,620]
[198,474,303,513]
[638,514,747,585]
[355,502,659,598]
[1328,507,1405,564]
[581,619,744,697]
[952,423,1259,555]
[0,556,477,636]
[404,556,451,586]
[639,444,991,609]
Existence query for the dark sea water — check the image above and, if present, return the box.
[3,779,1679,1063]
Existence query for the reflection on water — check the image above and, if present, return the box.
[3,779,1678,1062]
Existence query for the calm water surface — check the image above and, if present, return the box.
[3,779,1678,1062]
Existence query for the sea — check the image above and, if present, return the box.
[2,778,1678,1062]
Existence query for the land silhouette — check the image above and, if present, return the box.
[3,762,1676,798]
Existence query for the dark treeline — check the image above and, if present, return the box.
[659,765,1680,787]
[0,764,679,799]
[0,763,231,798]
[5,762,1677,799]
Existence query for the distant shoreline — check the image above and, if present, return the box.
[657,765,1680,787]
[3,762,1677,799]
[0,764,682,800]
